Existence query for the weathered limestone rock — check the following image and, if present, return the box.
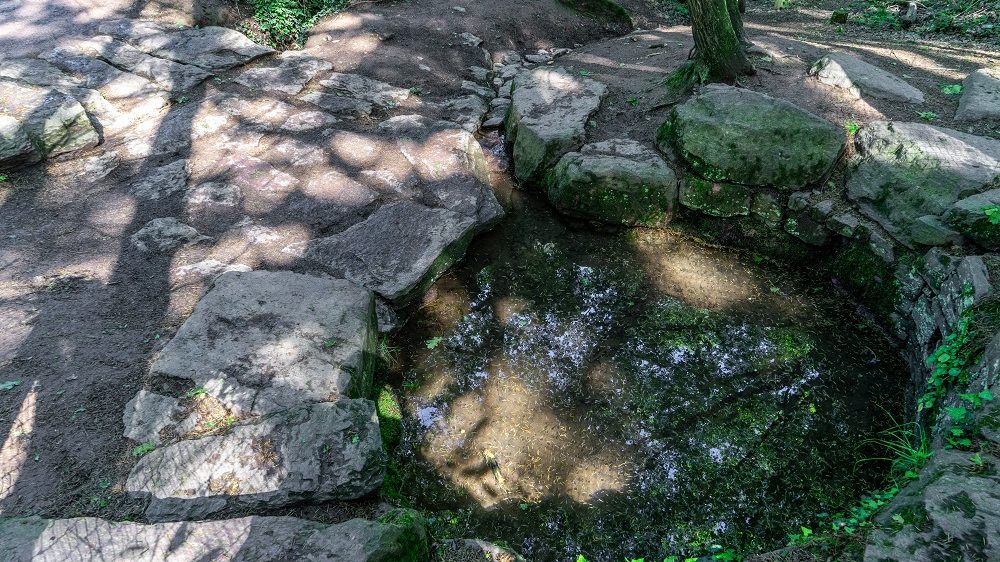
[58,36,213,92]
[150,271,376,416]
[505,66,607,183]
[955,67,1000,122]
[123,390,180,445]
[679,178,752,217]
[130,218,208,252]
[97,20,274,72]
[126,399,384,520]
[0,79,99,164]
[314,72,411,106]
[235,52,333,96]
[0,116,39,166]
[809,51,925,104]
[293,200,479,305]
[864,450,1000,562]
[377,115,491,185]
[129,159,189,200]
[546,139,677,227]
[299,92,374,119]
[943,189,1000,250]
[660,85,843,190]
[0,509,428,561]
[847,121,1000,247]
[436,94,489,133]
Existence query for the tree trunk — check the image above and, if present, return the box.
[689,0,754,81]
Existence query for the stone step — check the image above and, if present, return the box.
[146,270,376,417]
[126,399,385,521]
[506,66,607,183]
[97,19,274,72]
[0,509,427,561]
[809,51,925,104]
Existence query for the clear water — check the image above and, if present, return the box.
[387,189,906,561]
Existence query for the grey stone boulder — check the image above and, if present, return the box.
[659,85,843,190]
[0,509,427,561]
[58,36,212,92]
[955,67,1000,122]
[0,116,39,167]
[943,189,1000,250]
[127,399,385,521]
[0,79,99,164]
[292,200,480,305]
[130,218,208,252]
[546,139,677,227]
[505,66,606,183]
[847,121,1000,247]
[235,52,333,96]
[313,72,411,107]
[440,539,527,561]
[150,271,376,417]
[864,450,1000,562]
[809,51,924,104]
[436,94,489,133]
[679,178,752,218]
[97,19,274,72]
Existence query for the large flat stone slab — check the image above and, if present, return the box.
[0,509,428,561]
[809,51,924,104]
[97,19,274,72]
[0,79,99,165]
[505,66,607,183]
[547,139,677,227]
[292,200,479,305]
[847,121,1000,247]
[955,67,1000,122]
[126,399,385,520]
[57,36,212,92]
[150,271,376,416]
[659,85,844,190]
[314,72,411,106]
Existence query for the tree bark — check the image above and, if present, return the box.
[689,0,754,81]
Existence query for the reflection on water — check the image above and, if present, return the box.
[390,196,906,561]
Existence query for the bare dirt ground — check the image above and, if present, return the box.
[0,0,997,526]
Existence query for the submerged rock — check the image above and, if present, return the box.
[659,85,843,190]
[0,509,427,561]
[955,67,1000,122]
[847,121,1000,248]
[127,399,385,520]
[809,51,925,104]
[505,66,606,183]
[546,139,677,227]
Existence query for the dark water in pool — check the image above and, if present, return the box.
[384,181,907,561]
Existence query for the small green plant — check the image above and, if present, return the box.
[940,84,963,94]
[579,69,593,77]
[919,297,976,411]
[844,120,860,135]
[184,386,208,399]
[249,0,349,48]
[984,204,1000,225]
[131,441,156,457]
[861,420,932,478]
[916,111,937,121]
[626,96,639,107]
[425,336,444,349]
[0,174,8,182]
[664,61,710,94]
[323,337,339,349]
